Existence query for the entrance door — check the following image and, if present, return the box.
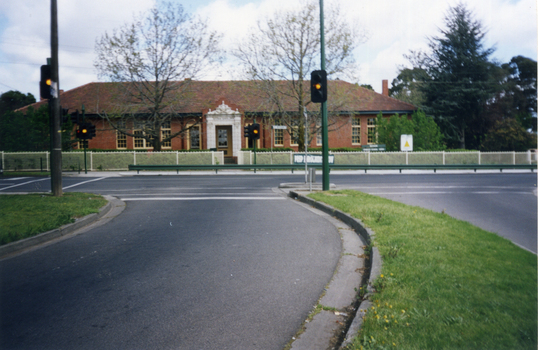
[216,126,233,158]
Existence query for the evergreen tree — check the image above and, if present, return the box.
[417,3,497,149]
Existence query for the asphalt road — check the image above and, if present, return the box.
[2,171,535,253]
[0,178,342,349]
[0,171,535,348]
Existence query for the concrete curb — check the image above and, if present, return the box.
[0,195,117,259]
[288,190,383,349]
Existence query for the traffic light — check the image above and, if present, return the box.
[77,123,90,140]
[40,64,52,100]
[70,110,80,125]
[251,123,261,140]
[61,107,69,124]
[88,124,96,139]
[311,70,327,103]
[244,125,251,138]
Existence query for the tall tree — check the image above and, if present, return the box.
[407,3,497,149]
[233,0,366,151]
[94,2,222,151]
[0,91,36,116]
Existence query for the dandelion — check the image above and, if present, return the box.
[380,274,384,278]
[376,315,380,319]
[393,342,397,346]
[389,305,393,309]
[401,310,406,314]
[390,273,394,276]
[385,319,389,324]
[384,315,387,319]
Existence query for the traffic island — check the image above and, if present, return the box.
[286,190,382,350]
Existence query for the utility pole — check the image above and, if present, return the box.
[319,0,330,190]
[50,0,62,196]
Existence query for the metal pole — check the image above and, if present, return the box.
[50,0,62,196]
[304,107,308,183]
[82,105,87,174]
[319,0,329,190]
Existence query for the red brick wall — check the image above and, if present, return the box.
[78,114,394,150]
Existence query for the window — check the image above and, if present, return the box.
[352,117,361,145]
[115,121,127,149]
[134,130,146,148]
[367,118,376,144]
[274,128,283,146]
[134,120,148,148]
[161,121,171,148]
[289,126,299,146]
[189,125,200,149]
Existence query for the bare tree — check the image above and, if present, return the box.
[233,0,367,150]
[94,2,222,150]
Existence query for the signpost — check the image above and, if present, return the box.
[401,135,413,152]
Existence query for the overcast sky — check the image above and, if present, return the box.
[0,0,535,100]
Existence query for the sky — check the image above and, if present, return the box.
[0,0,536,100]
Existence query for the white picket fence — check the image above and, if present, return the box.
[2,150,536,172]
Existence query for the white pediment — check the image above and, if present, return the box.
[207,101,240,115]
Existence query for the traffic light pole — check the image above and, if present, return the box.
[319,0,330,191]
[82,106,87,174]
[50,0,62,196]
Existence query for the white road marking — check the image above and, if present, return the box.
[63,177,106,190]
[0,178,49,191]
[121,197,285,201]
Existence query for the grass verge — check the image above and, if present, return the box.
[0,193,107,245]
[309,190,537,350]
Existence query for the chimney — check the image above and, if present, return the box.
[382,80,389,96]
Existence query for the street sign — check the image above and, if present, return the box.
[362,144,386,152]
[272,125,287,130]
[294,153,334,164]
[401,134,413,151]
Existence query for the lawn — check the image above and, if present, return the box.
[309,190,537,350]
[0,193,107,245]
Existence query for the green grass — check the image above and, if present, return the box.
[0,193,107,245]
[309,190,537,350]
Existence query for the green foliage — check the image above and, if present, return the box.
[376,110,445,151]
[0,105,49,152]
[311,190,537,350]
[480,119,536,152]
[389,67,428,107]
[0,90,35,114]
[0,193,107,245]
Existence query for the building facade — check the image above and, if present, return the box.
[22,79,416,163]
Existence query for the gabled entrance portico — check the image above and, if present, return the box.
[206,101,242,163]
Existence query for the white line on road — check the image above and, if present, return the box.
[121,197,286,201]
[63,177,106,190]
[0,178,49,191]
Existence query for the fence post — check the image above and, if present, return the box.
[47,151,50,171]
[442,151,445,165]
[368,151,371,165]
[176,151,179,165]
[478,151,481,165]
[134,151,136,165]
[513,151,516,165]
[406,151,409,165]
